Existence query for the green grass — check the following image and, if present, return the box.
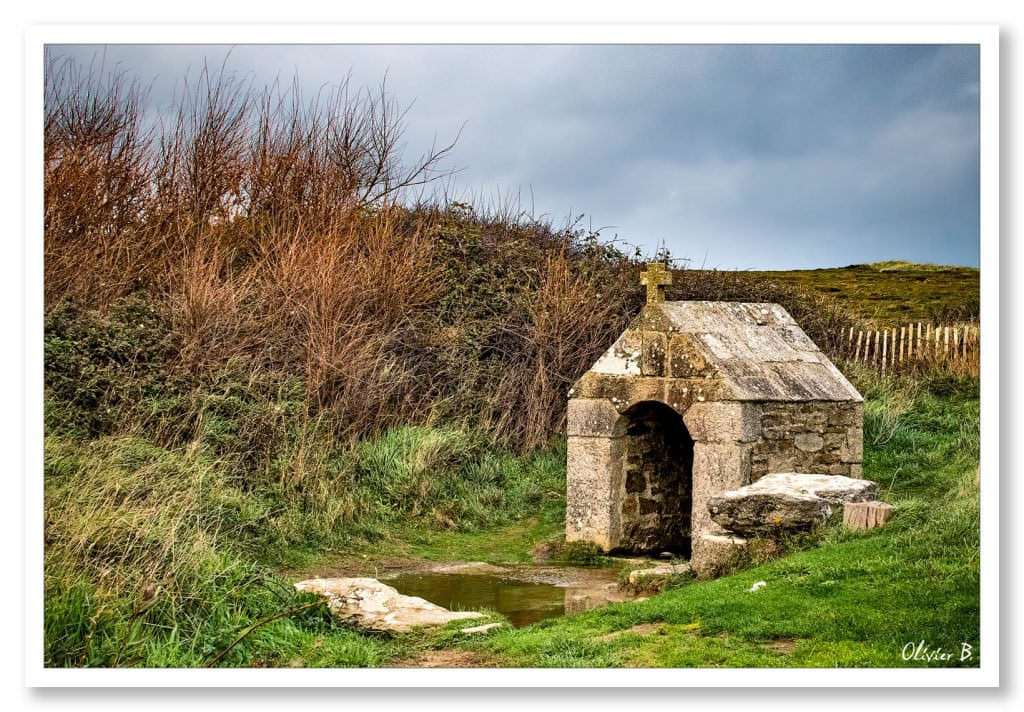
[42,423,567,667]
[736,262,979,325]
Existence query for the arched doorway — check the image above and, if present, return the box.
[616,401,694,556]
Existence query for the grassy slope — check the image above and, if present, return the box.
[735,262,979,325]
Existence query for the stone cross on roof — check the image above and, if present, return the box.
[640,262,672,304]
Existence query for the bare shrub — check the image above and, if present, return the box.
[44,53,155,305]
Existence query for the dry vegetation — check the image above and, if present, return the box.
[739,263,979,326]
[44,54,862,452]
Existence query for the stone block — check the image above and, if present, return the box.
[591,330,643,376]
[294,578,485,633]
[691,442,752,534]
[841,424,864,462]
[765,452,799,474]
[823,431,846,450]
[626,562,693,590]
[617,378,672,413]
[661,380,698,415]
[708,490,832,536]
[566,435,624,550]
[794,432,824,452]
[685,401,760,443]
[640,331,667,377]
[625,469,645,493]
[572,374,666,412]
[668,333,711,378]
[691,533,749,580]
[621,496,638,517]
[566,398,621,437]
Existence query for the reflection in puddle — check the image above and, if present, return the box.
[382,566,632,628]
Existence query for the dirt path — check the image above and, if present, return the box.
[388,648,501,668]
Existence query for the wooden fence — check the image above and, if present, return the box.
[837,322,979,375]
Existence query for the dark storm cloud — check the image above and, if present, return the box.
[45,43,980,268]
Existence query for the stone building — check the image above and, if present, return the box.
[565,267,863,577]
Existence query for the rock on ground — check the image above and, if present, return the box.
[460,622,504,635]
[294,577,485,634]
[627,562,693,587]
[707,472,878,537]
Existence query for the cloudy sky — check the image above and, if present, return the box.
[46,43,980,270]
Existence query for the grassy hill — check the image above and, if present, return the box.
[736,262,979,326]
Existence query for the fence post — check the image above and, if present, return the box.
[881,329,888,374]
[855,330,864,363]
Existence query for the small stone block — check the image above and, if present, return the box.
[627,562,692,585]
[566,398,620,437]
[460,622,504,635]
[843,500,894,530]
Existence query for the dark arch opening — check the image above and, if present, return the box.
[617,401,694,556]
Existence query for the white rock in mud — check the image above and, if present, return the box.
[294,577,486,634]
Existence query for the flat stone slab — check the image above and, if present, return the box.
[294,577,485,633]
[707,472,878,536]
[751,472,877,505]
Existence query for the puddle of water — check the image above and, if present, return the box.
[382,564,634,628]
[385,572,567,627]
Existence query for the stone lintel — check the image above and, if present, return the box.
[574,373,733,416]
